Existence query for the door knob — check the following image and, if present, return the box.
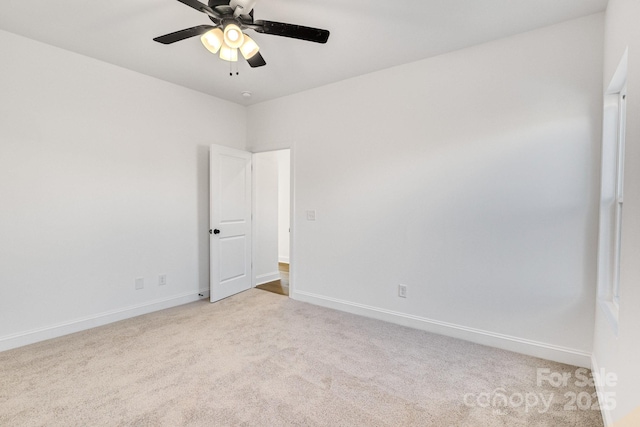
[210,229,221,235]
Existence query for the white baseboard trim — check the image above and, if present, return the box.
[591,354,614,426]
[278,256,290,264]
[255,271,280,286]
[294,290,592,368]
[0,290,209,353]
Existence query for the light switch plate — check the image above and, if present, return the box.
[306,210,316,221]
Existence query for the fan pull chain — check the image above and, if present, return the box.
[229,61,239,77]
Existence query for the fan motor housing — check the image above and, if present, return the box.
[208,0,253,24]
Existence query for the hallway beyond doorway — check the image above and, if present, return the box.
[255,263,289,296]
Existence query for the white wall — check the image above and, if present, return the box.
[0,29,246,350]
[277,150,291,264]
[247,14,604,367]
[253,151,280,284]
[593,0,640,424]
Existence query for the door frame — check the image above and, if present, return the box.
[250,143,296,298]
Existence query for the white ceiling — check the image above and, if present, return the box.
[0,0,607,106]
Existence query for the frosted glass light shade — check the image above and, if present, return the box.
[223,24,244,49]
[201,28,224,54]
[219,45,238,62]
[239,35,259,59]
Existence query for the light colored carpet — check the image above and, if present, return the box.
[0,289,603,426]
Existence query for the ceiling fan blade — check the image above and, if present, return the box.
[176,0,221,19]
[153,25,216,44]
[246,52,266,68]
[252,20,330,44]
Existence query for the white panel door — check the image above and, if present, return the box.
[210,145,252,302]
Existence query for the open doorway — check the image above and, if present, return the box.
[252,149,291,296]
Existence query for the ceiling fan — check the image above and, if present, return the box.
[153,0,330,68]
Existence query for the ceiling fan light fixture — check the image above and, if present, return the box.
[154,1,331,71]
[239,35,260,60]
[219,45,239,62]
[201,28,224,54]
[223,24,244,49]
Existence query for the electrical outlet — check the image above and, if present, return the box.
[306,210,316,221]
[135,277,144,290]
[398,284,407,298]
[159,274,167,286]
